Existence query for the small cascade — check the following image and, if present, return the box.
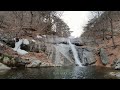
[13,38,28,55]
[68,39,82,67]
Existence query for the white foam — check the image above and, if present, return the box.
[13,39,23,51]
[13,39,28,55]
[17,48,28,55]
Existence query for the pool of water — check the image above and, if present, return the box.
[0,66,119,79]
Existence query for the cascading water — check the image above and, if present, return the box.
[68,39,82,67]
[13,38,28,55]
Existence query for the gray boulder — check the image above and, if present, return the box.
[77,47,96,66]
[109,72,120,78]
[0,63,11,70]
[99,48,109,65]
[82,49,96,66]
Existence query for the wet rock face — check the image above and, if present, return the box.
[82,49,96,66]
[99,48,109,65]
[77,47,96,66]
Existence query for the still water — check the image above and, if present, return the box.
[0,66,119,79]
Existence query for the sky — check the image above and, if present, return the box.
[61,11,91,38]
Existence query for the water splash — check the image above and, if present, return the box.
[68,39,82,67]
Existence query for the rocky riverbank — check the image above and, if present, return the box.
[0,35,62,70]
[80,28,120,70]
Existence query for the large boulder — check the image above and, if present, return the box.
[99,48,109,65]
[82,49,96,66]
[2,55,16,67]
[0,63,11,70]
[77,47,96,66]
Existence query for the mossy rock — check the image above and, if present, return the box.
[3,54,13,60]
[2,56,17,67]
[10,58,16,65]
[0,56,2,60]
[2,56,10,64]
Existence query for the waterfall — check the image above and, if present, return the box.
[13,39,28,55]
[13,39,23,51]
[68,39,82,67]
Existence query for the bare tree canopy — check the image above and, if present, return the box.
[81,11,120,48]
[0,11,70,38]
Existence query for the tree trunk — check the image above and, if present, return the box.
[102,29,105,40]
[30,11,33,25]
[110,18,116,48]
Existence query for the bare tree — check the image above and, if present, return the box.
[30,11,33,26]
[107,11,116,48]
[12,11,24,37]
[0,15,5,28]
